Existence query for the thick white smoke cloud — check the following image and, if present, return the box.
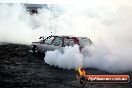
[45,45,83,70]
[0,4,53,44]
[0,4,31,44]
[0,2,132,72]
[44,3,132,73]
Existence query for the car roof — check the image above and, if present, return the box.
[50,35,89,39]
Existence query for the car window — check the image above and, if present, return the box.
[44,37,54,45]
[64,37,75,46]
[69,39,75,45]
[53,37,62,46]
[64,38,70,46]
[79,38,93,47]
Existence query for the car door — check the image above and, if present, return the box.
[63,37,75,47]
[51,36,63,50]
[40,36,54,52]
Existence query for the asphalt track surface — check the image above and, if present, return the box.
[0,44,132,88]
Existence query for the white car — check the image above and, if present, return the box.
[31,35,93,54]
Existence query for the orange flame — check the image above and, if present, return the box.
[78,67,86,76]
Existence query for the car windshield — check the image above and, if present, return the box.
[79,37,93,47]
[44,36,54,45]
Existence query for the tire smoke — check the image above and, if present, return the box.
[44,2,132,73]
[0,2,132,72]
[0,4,53,44]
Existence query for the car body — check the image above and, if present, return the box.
[31,35,93,54]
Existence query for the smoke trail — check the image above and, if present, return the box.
[44,2,132,73]
[44,45,83,70]
[0,2,132,72]
[0,4,53,44]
